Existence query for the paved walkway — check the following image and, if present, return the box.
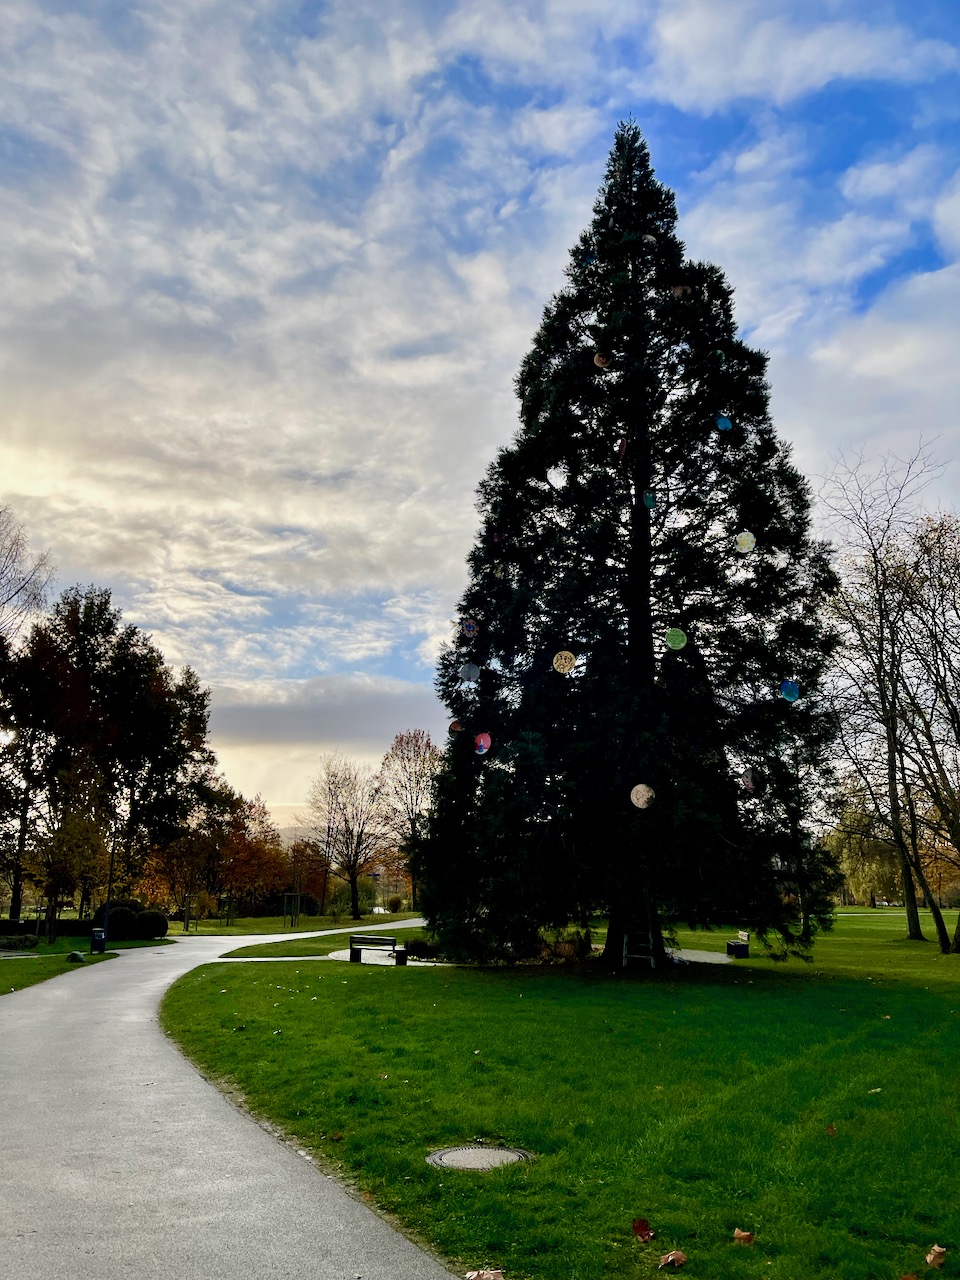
[0,920,458,1280]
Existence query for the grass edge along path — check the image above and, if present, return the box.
[0,937,173,995]
[161,916,960,1280]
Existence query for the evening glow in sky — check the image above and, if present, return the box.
[3,0,959,824]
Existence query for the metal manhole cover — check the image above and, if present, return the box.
[426,1144,534,1170]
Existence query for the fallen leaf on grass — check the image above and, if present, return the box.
[868,1088,882,1093]
[926,1245,947,1268]
[658,1250,686,1268]
[632,1218,656,1241]
[733,1228,754,1243]
[465,1271,504,1279]
[378,1073,389,1079]
[825,1124,837,1137]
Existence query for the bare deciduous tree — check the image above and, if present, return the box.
[378,729,442,907]
[306,753,392,920]
[821,445,955,949]
[0,506,52,640]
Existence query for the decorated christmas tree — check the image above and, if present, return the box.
[416,121,840,965]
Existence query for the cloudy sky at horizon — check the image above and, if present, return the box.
[3,0,960,826]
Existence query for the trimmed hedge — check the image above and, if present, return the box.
[0,933,39,950]
[103,906,138,941]
[0,921,37,936]
[92,899,144,928]
[136,910,169,939]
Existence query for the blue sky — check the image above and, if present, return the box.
[2,0,959,824]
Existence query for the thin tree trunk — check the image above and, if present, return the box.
[601,900,626,968]
[350,871,361,920]
[897,853,924,940]
[887,725,924,939]
[911,856,951,953]
[9,784,33,921]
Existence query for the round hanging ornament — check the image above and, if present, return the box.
[665,628,687,651]
[735,531,756,554]
[741,766,766,796]
[715,414,733,432]
[461,618,479,638]
[630,783,655,809]
[459,662,480,683]
[642,234,657,245]
[474,733,491,755]
[449,720,463,734]
[594,353,611,368]
[617,436,627,459]
[780,679,800,702]
[643,490,656,509]
[552,650,576,674]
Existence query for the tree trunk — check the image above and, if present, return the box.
[897,853,925,940]
[601,901,626,967]
[9,784,33,921]
[951,913,960,954]
[912,857,951,953]
[350,873,361,920]
[9,862,24,922]
[44,900,58,945]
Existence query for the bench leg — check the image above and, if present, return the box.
[350,947,361,962]
[395,950,407,966]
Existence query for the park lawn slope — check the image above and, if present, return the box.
[161,935,960,1280]
[223,925,431,958]
[1,949,116,992]
[0,936,173,994]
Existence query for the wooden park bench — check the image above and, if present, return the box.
[349,934,407,966]
[726,930,750,959]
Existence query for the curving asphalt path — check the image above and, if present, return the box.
[0,921,459,1280]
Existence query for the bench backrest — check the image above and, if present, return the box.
[350,935,397,947]
[736,930,749,943]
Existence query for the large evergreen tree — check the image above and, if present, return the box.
[416,122,840,965]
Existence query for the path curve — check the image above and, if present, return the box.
[0,920,459,1280]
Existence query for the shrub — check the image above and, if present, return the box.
[404,938,440,960]
[387,895,403,913]
[135,910,169,939]
[92,898,143,928]
[67,951,85,963]
[0,921,37,937]
[0,933,39,950]
[62,920,94,937]
[103,906,138,941]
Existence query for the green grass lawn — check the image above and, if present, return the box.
[160,910,420,937]
[223,924,430,958]
[0,935,172,994]
[160,913,960,1280]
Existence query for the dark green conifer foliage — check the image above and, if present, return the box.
[416,122,839,964]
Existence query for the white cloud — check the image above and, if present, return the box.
[2,0,959,810]
[644,0,957,112]
[770,262,960,500]
[209,671,448,812]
